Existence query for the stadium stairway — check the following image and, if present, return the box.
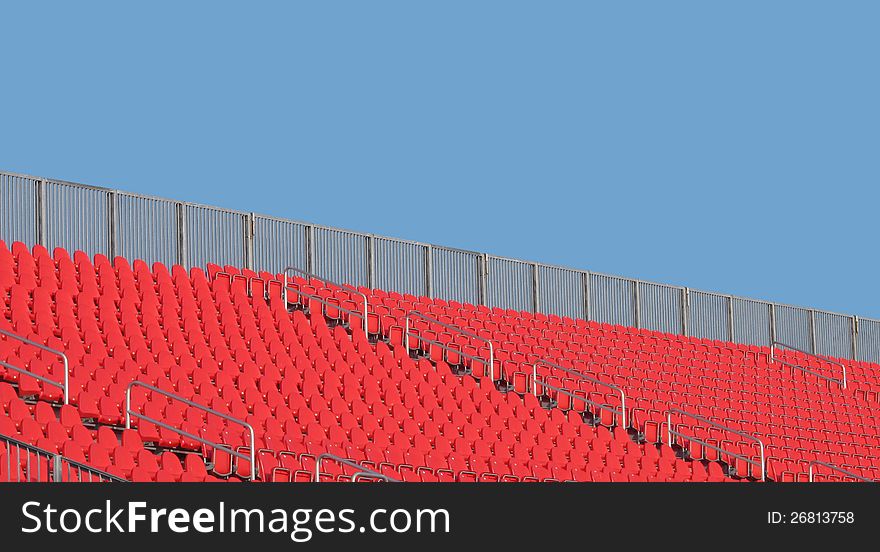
[1,240,875,482]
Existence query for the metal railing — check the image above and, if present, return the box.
[314,454,398,482]
[666,408,766,481]
[282,266,369,334]
[0,328,69,404]
[124,381,257,481]
[771,340,847,389]
[2,433,124,482]
[808,460,875,483]
[54,456,127,483]
[404,311,496,381]
[531,359,627,428]
[5,168,880,364]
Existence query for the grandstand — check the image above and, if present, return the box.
[1,171,877,483]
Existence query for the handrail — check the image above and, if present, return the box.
[124,381,257,481]
[0,328,69,404]
[771,340,847,389]
[531,359,627,428]
[808,460,875,483]
[404,310,496,381]
[351,471,397,482]
[1,433,125,482]
[314,453,398,482]
[666,408,766,481]
[282,266,369,334]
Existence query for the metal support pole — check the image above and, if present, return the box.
[36,179,47,247]
[633,280,641,329]
[532,263,540,314]
[176,202,187,269]
[306,225,316,274]
[367,235,376,290]
[245,213,256,271]
[809,309,818,355]
[584,272,591,321]
[425,244,434,299]
[682,288,690,337]
[107,191,118,259]
[479,253,489,307]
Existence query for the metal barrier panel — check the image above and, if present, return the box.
[732,298,772,347]
[313,227,369,288]
[590,274,636,327]
[487,256,534,312]
[45,181,110,257]
[184,205,247,269]
[536,265,586,320]
[688,291,730,341]
[253,216,308,274]
[639,282,683,334]
[857,318,880,363]
[115,193,179,267]
[374,238,427,297]
[814,311,854,360]
[775,305,813,353]
[430,246,481,306]
[0,173,38,245]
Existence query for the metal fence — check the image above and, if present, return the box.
[2,169,879,362]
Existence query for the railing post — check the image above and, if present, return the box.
[633,280,641,329]
[584,271,591,321]
[245,213,256,271]
[425,244,434,299]
[52,455,63,483]
[479,254,489,307]
[532,263,540,314]
[107,190,118,259]
[367,235,376,290]
[809,309,818,355]
[852,316,859,361]
[727,295,735,342]
[306,224,316,274]
[682,288,690,337]
[769,303,777,346]
[36,179,47,247]
[176,202,188,269]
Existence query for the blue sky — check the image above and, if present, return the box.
[1,2,878,317]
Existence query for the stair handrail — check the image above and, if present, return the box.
[666,408,766,481]
[314,453,398,482]
[808,460,875,483]
[531,359,627,428]
[771,340,847,389]
[404,310,496,381]
[125,381,257,481]
[0,327,69,404]
[282,266,369,334]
